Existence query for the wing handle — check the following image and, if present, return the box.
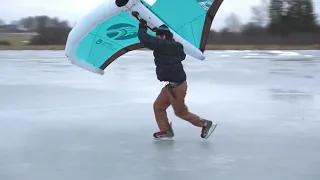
[131,11,158,32]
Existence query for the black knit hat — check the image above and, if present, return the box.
[156,24,173,39]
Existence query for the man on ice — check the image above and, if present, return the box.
[137,18,217,140]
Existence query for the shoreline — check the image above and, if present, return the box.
[0,44,320,50]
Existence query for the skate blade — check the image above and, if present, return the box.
[204,123,217,139]
[153,137,174,141]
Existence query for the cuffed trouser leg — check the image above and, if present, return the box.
[153,81,206,132]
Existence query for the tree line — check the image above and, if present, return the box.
[1,0,320,46]
[207,0,320,45]
[219,0,320,34]
[0,15,72,45]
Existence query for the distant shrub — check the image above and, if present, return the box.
[29,27,71,45]
[0,41,11,46]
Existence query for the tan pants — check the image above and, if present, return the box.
[153,81,206,132]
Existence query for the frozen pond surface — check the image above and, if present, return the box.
[0,50,319,180]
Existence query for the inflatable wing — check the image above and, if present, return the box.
[65,0,223,75]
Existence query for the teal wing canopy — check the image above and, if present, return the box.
[75,12,155,70]
[141,0,223,52]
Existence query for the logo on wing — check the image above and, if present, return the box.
[95,38,117,51]
[106,23,138,40]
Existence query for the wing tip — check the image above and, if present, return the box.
[68,55,104,75]
[199,0,224,52]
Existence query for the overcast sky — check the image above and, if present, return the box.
[1,0,320,30]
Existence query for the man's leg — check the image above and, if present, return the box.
[153,85,171,132]
[169,81,217,138]
[168,81,205,127]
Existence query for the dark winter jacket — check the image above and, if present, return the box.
[138,26,187,83]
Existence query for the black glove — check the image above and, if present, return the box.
[139,18,147,29]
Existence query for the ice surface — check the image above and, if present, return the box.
[0,50,320,180]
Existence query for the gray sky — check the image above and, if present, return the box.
[1,0,320,30]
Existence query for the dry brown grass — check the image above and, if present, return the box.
[1,33,319,50]
[0,33,64,50]
[0,45,65,50]
[205,44,320,50]
[0,33,35,47]
[2,44,320,51]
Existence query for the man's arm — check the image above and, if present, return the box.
[137,20,166,50]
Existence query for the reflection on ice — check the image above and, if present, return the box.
[270,88,314,101]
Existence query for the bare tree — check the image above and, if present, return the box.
[225,13,242,32]
[0,19,5,25]
[10,20,19,25]
[19,17,38,30]
[250,0,269,27]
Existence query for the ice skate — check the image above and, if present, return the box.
[200,120,217,139]
[153,122,174,140]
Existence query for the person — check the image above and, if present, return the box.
[137,18,217,140]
